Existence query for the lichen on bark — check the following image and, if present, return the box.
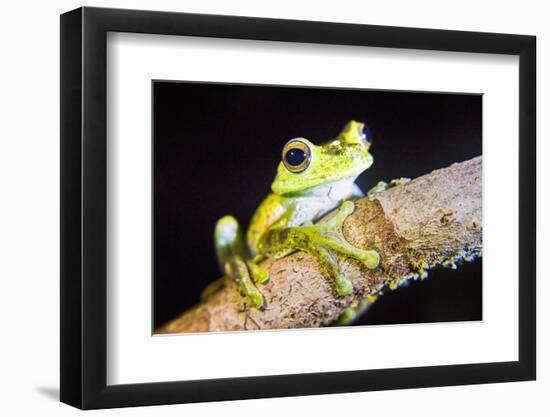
[157,156,482,334]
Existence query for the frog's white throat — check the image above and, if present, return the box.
[299,176,359,199]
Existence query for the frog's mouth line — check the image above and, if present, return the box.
[278,172,364,197]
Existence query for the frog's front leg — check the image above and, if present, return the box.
[367,177,411,197]
[259,201,380,297]
[208,215,268,309]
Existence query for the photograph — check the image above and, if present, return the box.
[152,81,482,333]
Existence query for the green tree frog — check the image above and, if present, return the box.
[207,121,380,309]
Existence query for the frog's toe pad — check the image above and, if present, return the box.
[340,200,355,215]
[360,250,380,269]
[335,275,353,296]
[247,290,265,310]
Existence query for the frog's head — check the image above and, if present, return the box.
[271,120,374,196]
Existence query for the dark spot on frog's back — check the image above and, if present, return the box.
[265,228,289,247]
[324,145,343,155]
[276,229,290,245]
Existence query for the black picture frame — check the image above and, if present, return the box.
[60,6,536,410]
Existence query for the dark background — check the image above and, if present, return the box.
[153,81,482,330]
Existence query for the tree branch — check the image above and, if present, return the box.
[158,156,482,334]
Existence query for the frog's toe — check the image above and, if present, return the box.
[340,200,355,215]
[390,177,411,187]
[335,275,353,296]
[312,246,354,297]
[317,234,380,271]
[239,277,265,310]
[358,249,380,269]
[367,178,411,197]
[248,261,269,285]
[336,294,380,325]
[247,288,265,310]
[226,257,266,309]
[337,307,358,325]
[325,200,354,229]
[367,180,390,196]
[335,201,354,227]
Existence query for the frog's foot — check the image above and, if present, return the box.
[299,201,380,296]
[367,180,390,197]
[315,201,380,269]
[367,177,411,197]
[336,294,379,325]
[212,215,267,309]
[202,258,268,308]
[225,257,265,309]
[201,262,268,307]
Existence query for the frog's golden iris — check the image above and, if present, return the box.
[282,139,312,173]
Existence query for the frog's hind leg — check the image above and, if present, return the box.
[207,215,265,309]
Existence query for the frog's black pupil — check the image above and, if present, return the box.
[285,148,307,166]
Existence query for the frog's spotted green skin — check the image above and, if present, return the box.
[210,121,380,309]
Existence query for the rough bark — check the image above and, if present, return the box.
[158,156,482,334]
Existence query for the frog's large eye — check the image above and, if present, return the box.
[282,139,312,173]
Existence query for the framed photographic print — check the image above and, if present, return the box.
[60,6,536,409]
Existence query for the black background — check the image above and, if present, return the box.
[153,81,482,330]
